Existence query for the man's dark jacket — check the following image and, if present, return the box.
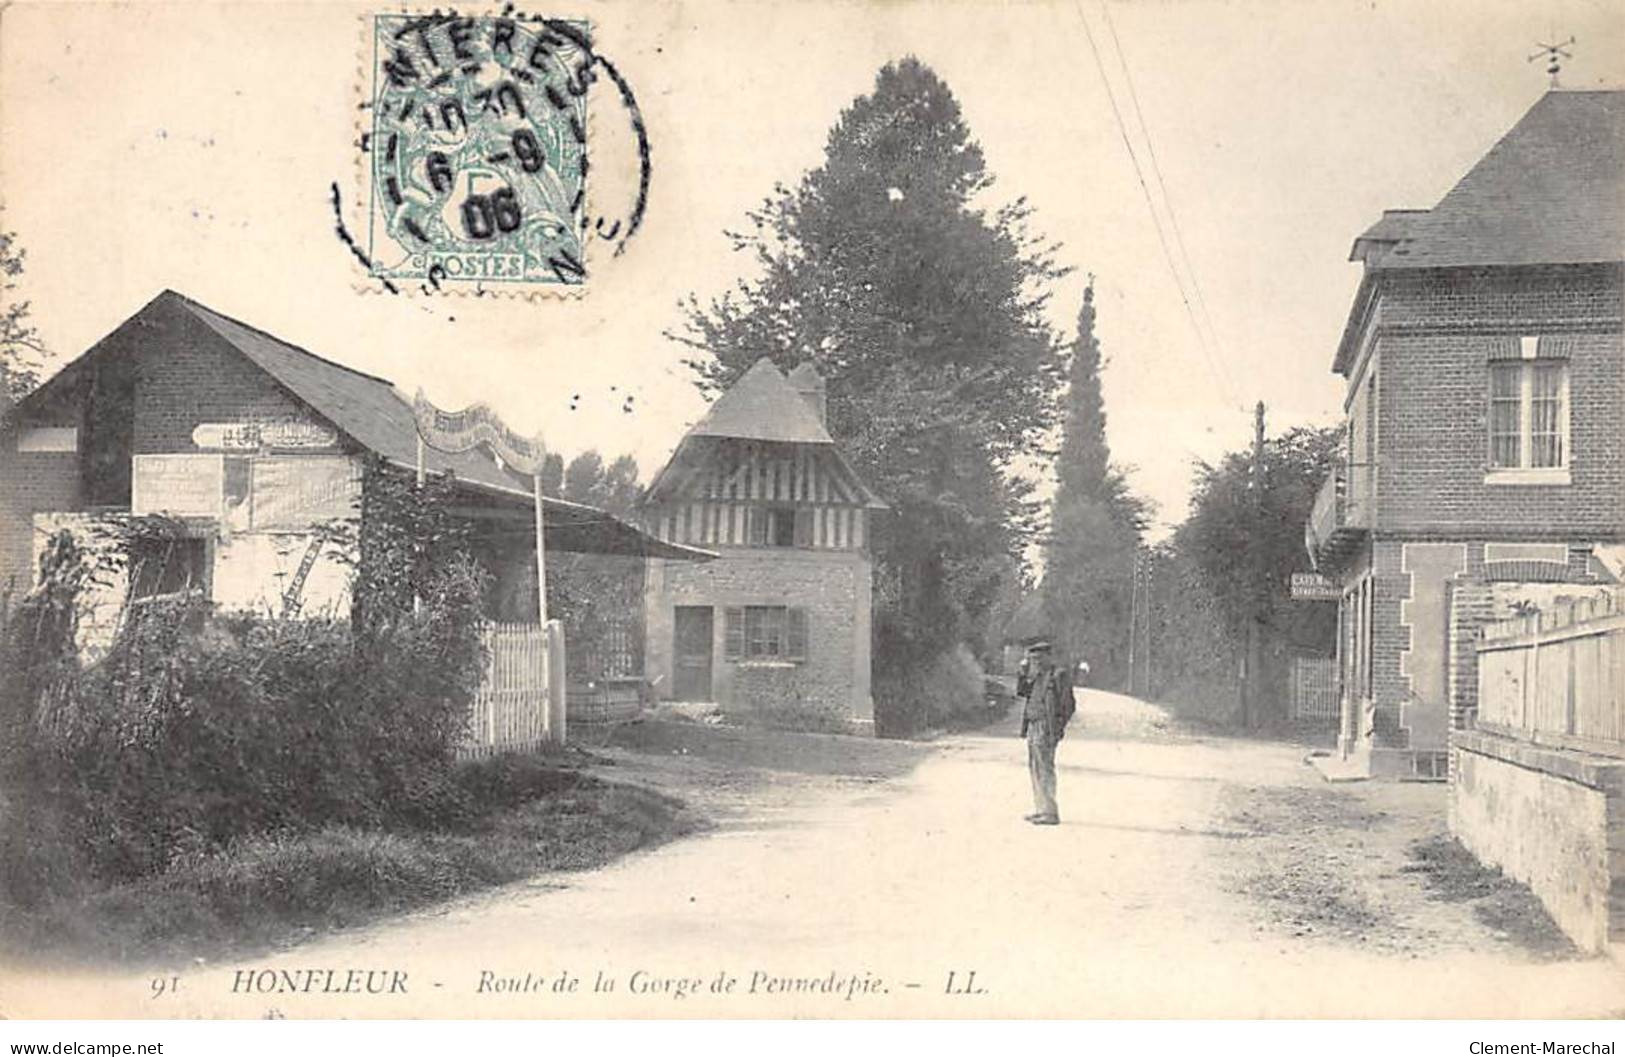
[1020,663,1075,741]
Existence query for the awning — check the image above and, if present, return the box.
[541,500,716,561]
[425,465,715,562]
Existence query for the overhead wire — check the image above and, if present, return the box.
[1073,0,1245,413]
[1099,0,1239,407]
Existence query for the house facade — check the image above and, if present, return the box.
[0,290,703,669]
[1306,90,1625,779]
[640,360,887,731]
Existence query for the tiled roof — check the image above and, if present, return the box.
[687,358,834,444]
[1349,209,1429,263]
[650,358,887,509]
[1375,90,1625,270]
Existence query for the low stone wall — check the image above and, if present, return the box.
[1449,729,1625,952]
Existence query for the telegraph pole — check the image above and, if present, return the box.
[1125,549,1140,695]
[1142,549,1155,699]
[1244,401,1266,729]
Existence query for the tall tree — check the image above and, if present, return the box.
[0,226,44,412]
[1040,283,1150,686]
[671,58,1069,712]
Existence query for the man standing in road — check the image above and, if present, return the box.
[1019,640,1073,826]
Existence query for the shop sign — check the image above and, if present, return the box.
[192,419,338,452]
[1290,572,1341,602]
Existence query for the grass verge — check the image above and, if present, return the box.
[1,761,704,970]
[1402,834,1576,960]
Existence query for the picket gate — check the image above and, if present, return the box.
[460,620,565,758]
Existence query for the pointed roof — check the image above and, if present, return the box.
[687,358,834,444]
[644,358,886,508]
[786,361,826,390]
[10,290,712,561]
[1374,90,1625,270]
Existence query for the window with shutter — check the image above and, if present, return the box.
[724,607,745,660]
[786,607,808,661]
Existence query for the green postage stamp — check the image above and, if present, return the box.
[363,13,592,291]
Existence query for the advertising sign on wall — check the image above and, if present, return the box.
[250,456,361,530]
[131,454,226,518]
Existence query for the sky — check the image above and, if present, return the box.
[2,0,1621,537]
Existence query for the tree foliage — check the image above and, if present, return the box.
[0,225,45,411]
[1040,283,1151,686]
[1183,425,1341,643]
[671,58,1069,705]
[1164,424,1341,725]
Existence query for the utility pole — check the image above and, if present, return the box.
[1244,401,1266,729]
[1142,549,1155,700]
[1125,549,1140,695]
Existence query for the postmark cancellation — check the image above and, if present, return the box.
[362,13,592,292]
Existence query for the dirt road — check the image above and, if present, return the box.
[11,690,1623,1018]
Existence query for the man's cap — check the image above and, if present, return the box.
[1025,639,1052,652]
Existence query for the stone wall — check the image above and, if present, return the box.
[645,546,873,728]
[1450,730,1625,952]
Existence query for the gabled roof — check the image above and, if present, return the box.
[11,290,712,560]
[1374,90,1625,270]
[645,358,887,509]
[687,358,834,444]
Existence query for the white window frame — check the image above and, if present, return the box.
[1485,339,1570,486]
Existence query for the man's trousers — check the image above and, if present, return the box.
[1026,718,1059,820]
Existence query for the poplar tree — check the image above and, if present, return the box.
[1041,283,1149,687]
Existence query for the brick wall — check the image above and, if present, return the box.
[0,446,81,594]
[1368,265,1624,537]
[645,547,873,727]
[127,302,307,454]
[0,297,329,597]
[1368,538,1410,751]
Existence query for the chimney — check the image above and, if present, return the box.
[786,362,827,426]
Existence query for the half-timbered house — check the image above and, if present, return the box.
[640,360,888,730]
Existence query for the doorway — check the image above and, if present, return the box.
[672,606,714,700]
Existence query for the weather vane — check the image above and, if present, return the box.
[1528,36,1575,88]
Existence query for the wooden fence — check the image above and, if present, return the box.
[460,620,567,758]
[1476,590,1625,759]
[1290,655,1339,722]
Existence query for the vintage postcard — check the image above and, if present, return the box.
[0,0,1623,1035]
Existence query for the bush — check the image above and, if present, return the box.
[0,519,491,899]
[874,642,988,737]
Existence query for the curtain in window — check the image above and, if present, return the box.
[1488,364,1522,468]
[1529,363,1564,468]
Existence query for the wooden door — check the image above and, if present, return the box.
[672,606,714,701]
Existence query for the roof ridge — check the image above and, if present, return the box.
[162,289,397,389]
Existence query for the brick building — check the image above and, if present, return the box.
[640,360,887,730]
[0,289,701,649]
[1305,90,1625,779]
